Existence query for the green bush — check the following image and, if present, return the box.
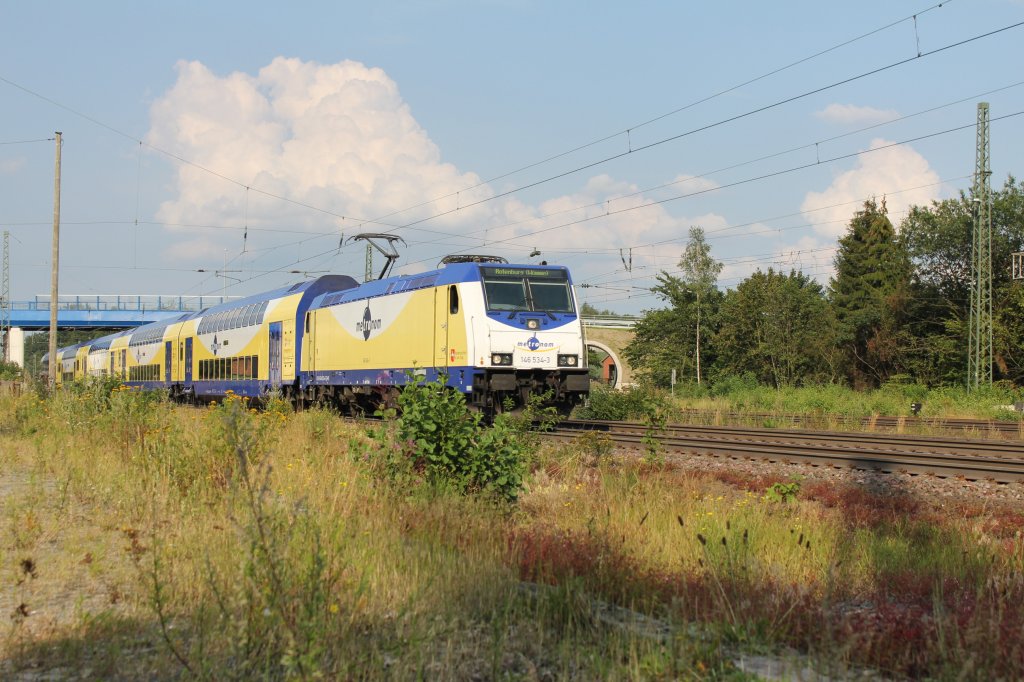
[669,380,710,400]
[391,377,527,502]
[576,384,664,421]
[0,359,22,381]
[709,373,759,398]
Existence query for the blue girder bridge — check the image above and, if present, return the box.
[9,294,240,330]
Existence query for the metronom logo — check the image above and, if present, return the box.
[356,305,383,341]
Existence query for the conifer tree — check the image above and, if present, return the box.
[830,198,912,387]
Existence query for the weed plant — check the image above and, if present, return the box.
[1,384,1022,679]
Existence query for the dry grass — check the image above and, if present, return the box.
[1,386,1022,679]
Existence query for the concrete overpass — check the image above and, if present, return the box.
[7,294,239,330]
[2,294,238,368]
[581,316,637,389]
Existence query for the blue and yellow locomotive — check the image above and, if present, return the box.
[44,259,590,414]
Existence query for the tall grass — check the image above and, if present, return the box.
[1,383,1022,679]
[581,380,1024,430]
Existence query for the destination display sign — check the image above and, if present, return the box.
[482,267,567,280]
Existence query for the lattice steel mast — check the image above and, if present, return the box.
[968,102,993,390]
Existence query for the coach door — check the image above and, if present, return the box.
[109,353,114,376]
[164,341,172,383]
[268,321,282,389]
[184,338,193,384]
[120,349,127,380]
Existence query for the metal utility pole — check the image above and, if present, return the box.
[1,231,9,362]
[968,104,992,390]
[48,132,62,386]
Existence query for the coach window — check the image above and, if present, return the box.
[449,286,459,314]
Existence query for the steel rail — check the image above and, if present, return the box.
[672,409,1024,437]
[551,420,1024,483]
[565,420,1024,458]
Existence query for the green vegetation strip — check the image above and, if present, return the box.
[2,381,1023,679]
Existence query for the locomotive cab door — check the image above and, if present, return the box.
[304,312,315,374]
[433,288,450,371]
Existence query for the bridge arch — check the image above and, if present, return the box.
[586,340,625,390]
[582,323,635,389]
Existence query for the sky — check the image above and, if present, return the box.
[1,0,1023,315]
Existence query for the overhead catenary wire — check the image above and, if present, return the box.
[403,113,1023,267]
[340,0,958,228]
[229,123,992,293]
[0,4,991,255]
[0,137,54,145]
[400,79,1024,258]
[384,19,1024,239]
[10,73,997,263]
[4,7,1018,302]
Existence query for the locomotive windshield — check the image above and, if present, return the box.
[482,267,574,313]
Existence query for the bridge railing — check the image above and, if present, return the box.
[16,294,241,313]
[581,315,640,329]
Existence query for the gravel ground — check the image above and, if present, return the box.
[653,446,1024,507]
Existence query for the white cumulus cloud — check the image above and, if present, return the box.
[147,57,494,261]
[815,103,900,126]
[145,56,731,295]
[494,174,729,264]
[800,139,940,239]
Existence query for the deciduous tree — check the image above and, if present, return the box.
[715,269,838,387]
[901,177,1024,384]
[623,227,723,387]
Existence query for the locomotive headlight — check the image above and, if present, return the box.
[526,318,540,330]
[491,353,513,366]
[558,354,578,367]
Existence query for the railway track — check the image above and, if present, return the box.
[673,409,1024,437]
[550,419,1024,484]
